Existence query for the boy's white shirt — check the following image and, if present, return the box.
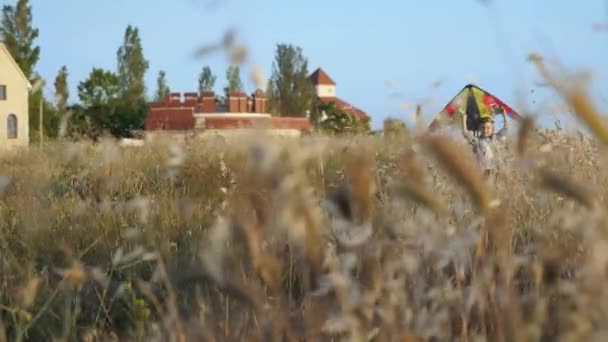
[459,108,508,171]
[464,128,507,171]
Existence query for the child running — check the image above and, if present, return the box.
[460,103,508,177]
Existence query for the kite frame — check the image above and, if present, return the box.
[429,83,521,132]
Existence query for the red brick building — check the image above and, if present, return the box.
[144,68,368,134]
[144,89,312,134]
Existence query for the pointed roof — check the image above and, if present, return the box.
[309,68,336,86]
[0,42,32,89]
[318,96,368,120]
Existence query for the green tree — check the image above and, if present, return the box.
[54,65,69,113]
[61,104,95,139]
[154,70,170,101]
[268,44,315,117]
[198,66,216,93]
[77,68,120,107]
[28,89,60,139]
[117,25,149,108]
[85,102,147,138]
[75,68,147,138]
[315,101,370,135]
[41,105,60,138]
[0,0,40,79]
[265,77,279,115]
[224,65,243,93]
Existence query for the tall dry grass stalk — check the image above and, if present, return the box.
[528,52,608,144]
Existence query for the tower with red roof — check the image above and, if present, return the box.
[308,68,369,121]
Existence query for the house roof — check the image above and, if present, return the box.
[318,96,369,120]
[0,42,32,89]
[309,68,336,86]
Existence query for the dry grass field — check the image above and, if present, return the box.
[1,114,607,341]
[2,58,608,341]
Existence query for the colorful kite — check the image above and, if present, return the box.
[429,84,521,132]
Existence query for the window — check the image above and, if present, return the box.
[7,114,17,139]
[0,85,6,100]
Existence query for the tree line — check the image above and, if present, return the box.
[1,0,369,140]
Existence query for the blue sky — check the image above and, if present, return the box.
[26,0,608,130]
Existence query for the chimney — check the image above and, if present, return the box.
[183,92,198,107]
[228,92,239,112]
[168,92,181,107]
[253,90,266,113]
[201,91,216,113]
[238,92,248,112]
